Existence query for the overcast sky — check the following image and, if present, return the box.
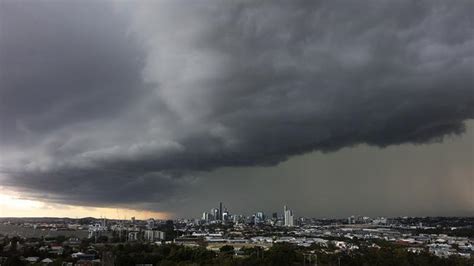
[0,0,473,218]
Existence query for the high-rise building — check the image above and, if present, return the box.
[202,212,211,222]
[219,202,223,221]
[211,208,219,221]
[284,205,294,227]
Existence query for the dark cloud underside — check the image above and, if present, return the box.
[0,0,473,211]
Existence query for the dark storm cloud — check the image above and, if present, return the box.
[0,1,147,146]
[0,0,473,209]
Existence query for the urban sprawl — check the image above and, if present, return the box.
[0,203,473,265]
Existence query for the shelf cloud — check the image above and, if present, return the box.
[1,0,473,211]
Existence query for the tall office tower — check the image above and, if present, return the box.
[284,205,294,227]
[219,202,223,221]
[211,208,219,221]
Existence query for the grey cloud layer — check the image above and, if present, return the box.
[0,0,473,209]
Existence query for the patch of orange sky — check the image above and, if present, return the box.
[0,188,172,220]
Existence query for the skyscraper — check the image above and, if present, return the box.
[211,208,219,221]
[219,202,223,221]
[202,212,210,222]
[255,211,265,224]
[284,205,294,227]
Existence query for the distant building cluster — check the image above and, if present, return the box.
[0,213,473,264]
[85,217,167,244]
[200,202,296,227]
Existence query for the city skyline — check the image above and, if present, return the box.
[1,121,472,219]
[0,0,473,220]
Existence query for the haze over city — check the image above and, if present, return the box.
[0,0,473,220]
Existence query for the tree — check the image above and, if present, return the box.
[97,235,109,243]
[264,243,301,266]
[220,245,235,254]
[4,256,25,266]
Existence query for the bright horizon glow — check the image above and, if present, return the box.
[0,189,172,220]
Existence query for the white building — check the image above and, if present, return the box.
[88,223,107,238]
[284,205,294,227]
[144,230,166,242]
